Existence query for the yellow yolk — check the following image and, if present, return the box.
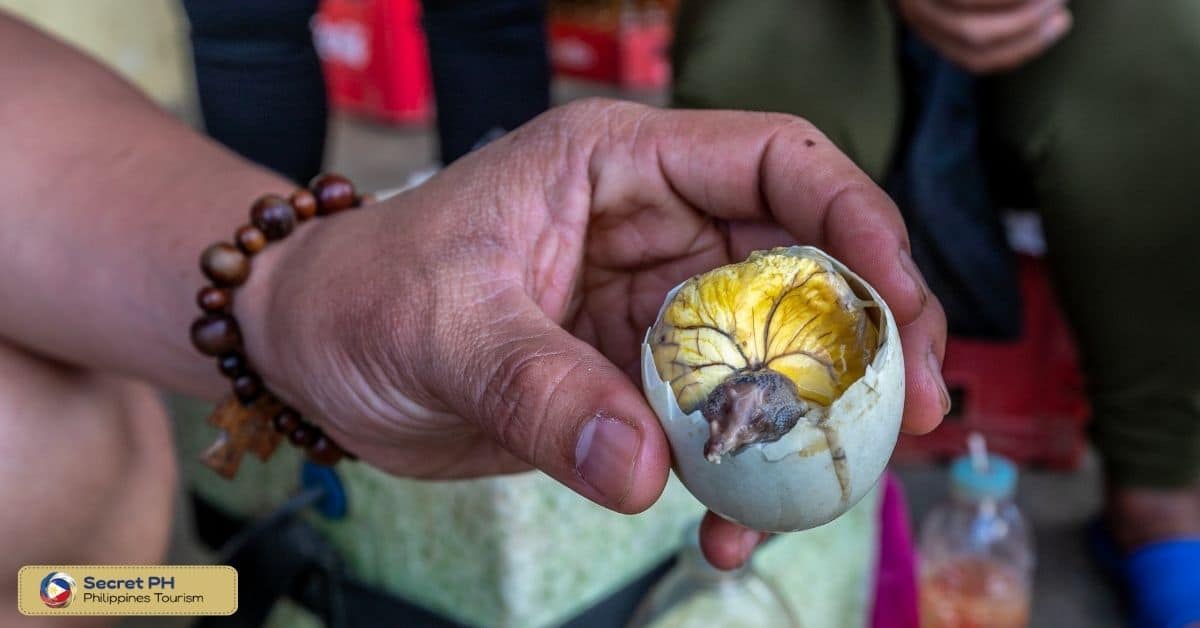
[650,249,878,413]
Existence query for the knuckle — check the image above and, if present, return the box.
[485,346,543,451]
[760,115,829,164]
[771,115,823,142]
[481,338,579,465]
[558,97,644,132]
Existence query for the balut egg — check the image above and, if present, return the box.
[641,246,903,532]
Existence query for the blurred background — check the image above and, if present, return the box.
[0,1,1125,626]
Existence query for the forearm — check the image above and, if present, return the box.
[0,13,291,398]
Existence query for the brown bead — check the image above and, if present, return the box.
[197,286,231,312]
[217,353,247,378]
[235,224,267,255]
[272,408,302,434]
[289,189,318,221]
[250,194,296,241]
[310,173,356,214]
[190,314,241,356]
[200,242,250,287]
[307,435,345,466]
[232,373,262,404]
[289,423,320,447]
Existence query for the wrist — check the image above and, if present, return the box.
[231,213,317,404]
[189,174,363,476]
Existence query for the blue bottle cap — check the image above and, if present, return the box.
[950,453,1017,501]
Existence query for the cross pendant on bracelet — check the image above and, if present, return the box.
[200,395,284,479]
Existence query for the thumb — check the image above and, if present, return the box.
[445,287,670,514]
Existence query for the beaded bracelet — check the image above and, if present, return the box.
[190,173,361,479]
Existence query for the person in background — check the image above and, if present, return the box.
[181,0,550,183]
[671,1,1200,625]
[0,12,949,627]
[421,0,551,163]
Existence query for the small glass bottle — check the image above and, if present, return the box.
[628,523,800,628]
[918,435,1034,628]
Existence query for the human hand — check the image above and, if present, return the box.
[237,100,948,568]
[897,0,1073,74]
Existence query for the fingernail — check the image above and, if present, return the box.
[927,347,951,417]
[575,416,641,507]
[898,249,929,306]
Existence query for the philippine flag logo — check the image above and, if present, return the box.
[40,572,76,609]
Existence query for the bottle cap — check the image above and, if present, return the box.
[950,453,1017,501]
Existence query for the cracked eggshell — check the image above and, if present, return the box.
[641,246,904,532]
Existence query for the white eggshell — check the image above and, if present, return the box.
[642,246,904,532]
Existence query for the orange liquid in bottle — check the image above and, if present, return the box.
[919,557,1030,628]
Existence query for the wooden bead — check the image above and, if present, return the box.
[310,173,356,214]
[307,435,345,466]
[197,286,230,312]
[190,314,241,356]
[288,423,320,447]
[272,408,302,434]
[232,373,262,404]
[250,194,296,241]
[289,189,318,221]
[200,242,250,287]
[217,353,246,378]
[235,224,267,255]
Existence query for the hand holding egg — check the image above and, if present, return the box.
[236,100,947,566]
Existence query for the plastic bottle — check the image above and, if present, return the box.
[918,434,1034,628]
[628,523,800,628]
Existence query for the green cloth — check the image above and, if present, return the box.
[175,396,880,628]
[673,0,1200,488]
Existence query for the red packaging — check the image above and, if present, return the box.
[314,0,433,124]
[549,10,671,89]
[893,256,1091,469]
